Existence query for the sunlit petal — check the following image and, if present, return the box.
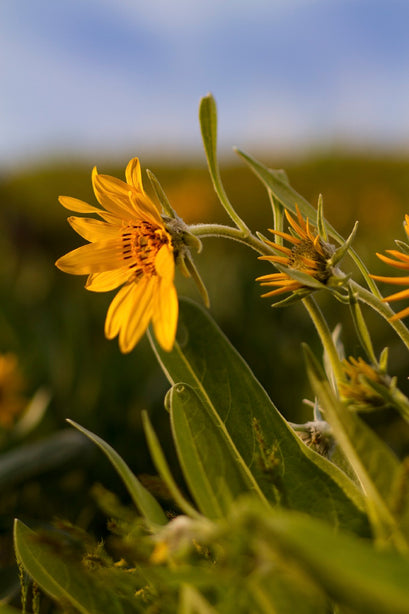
[55,240,124,275]
[155,244,175,281]
[118,277,155,353]
[152,280,178,351]
[85,269,132,292]
[125,157,143,189]
[59,196,102,215]
[68,217,122,242]
[104,283,135,340]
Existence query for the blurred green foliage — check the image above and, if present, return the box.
[1,151,409,546]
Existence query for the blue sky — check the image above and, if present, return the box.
[2,0,409,169]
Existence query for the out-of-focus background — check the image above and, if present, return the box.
[2,0,409,579]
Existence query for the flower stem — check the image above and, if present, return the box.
[350,280,409,351]
[302,295,345,388]
[189,223,271,255]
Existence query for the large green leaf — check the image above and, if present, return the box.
[13,520,132,614]
[168,384,265,518]
[67,420,167,527]
[149,299,369,534]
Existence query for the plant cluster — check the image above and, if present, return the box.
[10,95,409,614]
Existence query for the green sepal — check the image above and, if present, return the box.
[146,168,177,218]
[348,288,377,364]
[330,221,359,266]
[316,194,327,241]
[379,347,389,371]
[394,239,409,254]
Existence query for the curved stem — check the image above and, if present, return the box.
[350,280,409,351]
[302,295,345,388]
[189,223,271,255]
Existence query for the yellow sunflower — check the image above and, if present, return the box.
[56,158,178,353]
[371,214,409,321]
[257,206,333,300]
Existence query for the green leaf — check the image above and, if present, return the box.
[199,94,249,232]
[303,345,408,549]
[235,148,380,296]
[150,299,369,535]
[13,520,128,614]
[262,508,409,614]
[199,94,218,187]
[141,410,202,519]
[67,420,167,527]
[0,605,23,614]
[169,384,261,518]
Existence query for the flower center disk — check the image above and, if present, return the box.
[121,221,169,276]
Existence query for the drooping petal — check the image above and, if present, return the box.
[104,283,135,340]
[55,240,124,275]
[154,244,175,282]
[118,277,156,353]
[152,279,178,351]
[85,268,132,292]
[68,217,122,242]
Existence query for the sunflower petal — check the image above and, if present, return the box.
[105,283,135,340]
[390,305,409,321]
[55,240,124,275]
[58,196,102,215]
[154,244,175,281]
[85,268,132,292]
[383,288,409,302]
[125,157,143,190]
[118,277,155,353]
[128,191,162,224]
[92,168,134,219]
[152,280,178,351]
[68,217,122,242]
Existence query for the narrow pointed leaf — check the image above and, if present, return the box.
[141,410,201,519]
[67,420,167,527]
[199,95,249,231]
